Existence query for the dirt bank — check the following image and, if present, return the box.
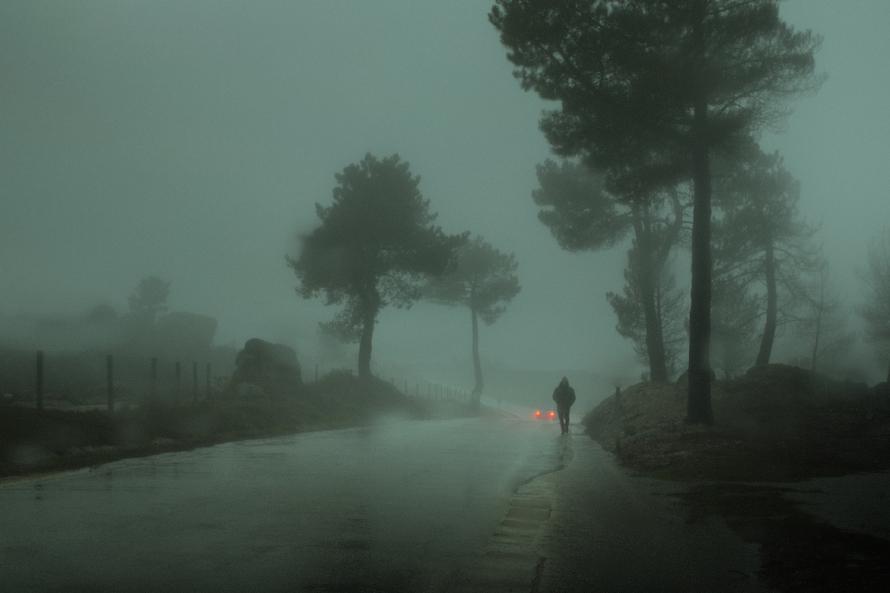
[583,364,890,481]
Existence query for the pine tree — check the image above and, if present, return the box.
[491,0,820,422]
[288,154,463,379]
[533,159,686,382]
[425,236,520,403]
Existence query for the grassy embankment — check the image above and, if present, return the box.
[583,364,890,482]
[583,365,890,592]
[0,371,475,478]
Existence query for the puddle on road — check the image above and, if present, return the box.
[509,432,575,494]
[677,483,890,592]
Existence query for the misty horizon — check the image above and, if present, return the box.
[2,1,888,379]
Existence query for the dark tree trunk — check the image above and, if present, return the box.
[809,268,825,374]
[471,307,483,407]
[756,239,778,366]
[686,85,714,423]
[632,213,669,382]
[644,292,669,382]
[686,1,713,425]
[358,309,376,380]
[810,306,822,374]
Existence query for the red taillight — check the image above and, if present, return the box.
[534,409,542,419]
[547,410,556,419]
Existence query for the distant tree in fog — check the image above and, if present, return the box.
[796,262,854,375]
[491,0,821,424]
[713,148,818,367]
[533,159,686,382]
[711,275,760,380]
[425,236,520,404]
[288,154,464,380]
[127,276,170,323]
[861,234,890,382]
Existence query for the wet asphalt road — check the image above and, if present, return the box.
[0,415,563,593]
[6,412,837,593]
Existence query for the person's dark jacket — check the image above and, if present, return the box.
[552,383,576,409]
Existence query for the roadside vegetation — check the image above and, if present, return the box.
[583,364,890,482]
[0,372,474,479]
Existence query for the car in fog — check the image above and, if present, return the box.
[533,409,557,421]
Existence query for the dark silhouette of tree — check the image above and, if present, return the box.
[711,274,760,380]
[491,0,820,423]
[288,154,462,380]
[533,159,686,382]
[128,276,170,323]
[533,160,630,252]
[713,148,817,367]
[607,248,687,380]
[425,236,520,404]
[861,233,890,382]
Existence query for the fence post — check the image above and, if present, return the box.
[192,362,198,403]
[205,363,211,400]
[35,350,44,411]
[150,357,158,401]
[175,361,182,401]
[106,354,114,413]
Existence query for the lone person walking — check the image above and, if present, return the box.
[552,377,576,434]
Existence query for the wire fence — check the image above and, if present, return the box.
[4,351,475,413]
[307,362,476,405]
[2,350,222,413]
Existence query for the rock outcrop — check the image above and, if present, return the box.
[231,339,302,396]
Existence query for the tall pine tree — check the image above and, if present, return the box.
[491,0,820,422]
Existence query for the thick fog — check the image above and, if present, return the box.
[1,1,888,388]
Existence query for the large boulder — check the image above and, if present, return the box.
[231,339,302,396]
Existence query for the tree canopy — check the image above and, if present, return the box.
[426,236,520,400]
[491,0,820,178]
[491,0,820,422]
[426,236,520,324]
[713,147,818,366]
[288,153,462,379]
[534,158,687,382]
[532,160,631,251]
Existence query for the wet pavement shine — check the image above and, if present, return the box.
[1,414,781,593]
[1,415,561,592]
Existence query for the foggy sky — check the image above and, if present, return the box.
[1,1,888,377]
